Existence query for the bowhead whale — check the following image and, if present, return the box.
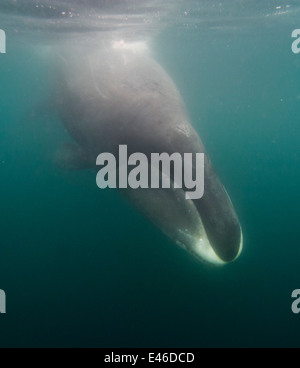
[52,40,243,265]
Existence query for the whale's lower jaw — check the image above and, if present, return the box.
[187,227,243,266]
[121,181,243,266]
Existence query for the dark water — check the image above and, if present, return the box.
[0,0,300,348]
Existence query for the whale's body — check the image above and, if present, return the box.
[54,41,242,265]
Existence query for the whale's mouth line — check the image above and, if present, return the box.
[192,215,243,265]
[164,173,243,265]
[177,201,243,266]
[199,226,243,265]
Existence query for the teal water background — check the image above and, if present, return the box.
[0,1,300,347]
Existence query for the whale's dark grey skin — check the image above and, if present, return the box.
[53,41,242,265]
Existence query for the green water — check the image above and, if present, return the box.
[1,2,300,348]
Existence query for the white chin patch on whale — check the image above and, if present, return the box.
[195,224,243,266]
[193,237,225,265]
[191,226,243,266]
